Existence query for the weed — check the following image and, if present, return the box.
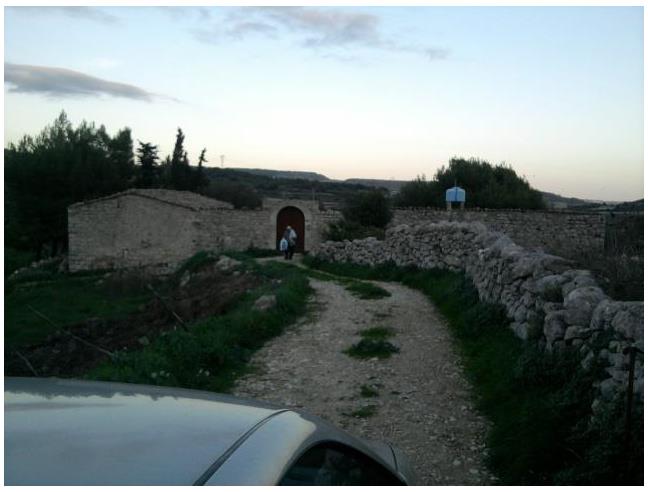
[344,404,378,418]
[344,325,399,360]
[358,326,396,340]
[244,247,281,258]
[171,251,218,284]
[345,281,391,300]
[360,384,380,397]
[5,274,151,350]
[87,256,313,393]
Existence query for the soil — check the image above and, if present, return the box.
[233,274,496,485]
[5,265,259,377]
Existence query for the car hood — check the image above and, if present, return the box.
[5,377,284,485]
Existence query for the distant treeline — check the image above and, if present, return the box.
[394,157,545,210]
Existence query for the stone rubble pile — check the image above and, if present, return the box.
[316,221,643,404]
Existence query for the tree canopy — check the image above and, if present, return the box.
[5,111,135,255]
[395,157,545,210]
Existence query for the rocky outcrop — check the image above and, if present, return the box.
[315,221,643,404]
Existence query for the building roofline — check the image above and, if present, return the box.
[68,189,232,211]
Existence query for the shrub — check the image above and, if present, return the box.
[323,220,385,241]
[344,325,399,359]
[342,189,393,228]
[345,281,391,300]
[395,157,545,210]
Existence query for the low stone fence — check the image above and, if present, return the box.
[316,221,643,405]
[392,208,606,258]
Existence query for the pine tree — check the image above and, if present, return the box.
[170,128,190,190]
[191,148,209,192]
[136,141,159,188]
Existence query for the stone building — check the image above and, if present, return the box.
[68,189,340,272]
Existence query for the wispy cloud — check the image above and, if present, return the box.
[194,7,448,61]
[9,6,120,24]
[4,63,175,102]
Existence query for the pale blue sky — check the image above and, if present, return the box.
[4,6,644,201]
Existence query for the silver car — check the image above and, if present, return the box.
[5,377,416,485]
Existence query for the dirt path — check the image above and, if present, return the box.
[233,270,495,485]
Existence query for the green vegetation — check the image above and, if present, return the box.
[344,325,399,360]
[344,404,378,418]
[358,326,396,339]
[325,189,393,241]
[5,112,212,258]
[5,271,151,350]
[360,384,380,398]
[395,157,545,210]
[345,281,391,300]
[304,255,642,485]
[87,258,312,393]
[5,247,36,279]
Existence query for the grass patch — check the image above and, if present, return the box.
[244,247,282,258]
[344,325,399,360]
[358,326,395,339]
[306,255,643,485]
[344,404,378,418]
[345,281,391,300]
[360,384,380,397]
[171,250,218,284]
[5,273,151,350]
[5,247,36,279]
[86,258,312,393]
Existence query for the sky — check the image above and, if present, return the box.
[3,5,644,201]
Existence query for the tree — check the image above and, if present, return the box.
[394,175,438,208]
[169,128,192,190]
[136,141,159,188]
[4,111,133,257]
[323,189,393,241]
[190,148,209,193]
[395,157,545,210]
[343,189,393,229]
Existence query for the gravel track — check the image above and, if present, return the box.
[233,272,495,485]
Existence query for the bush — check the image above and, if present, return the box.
[342,189,393,228]
[324,190,393,241]
[324,220,386,241]
[395,157,545,210]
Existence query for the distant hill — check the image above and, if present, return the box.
[344,178,408,194]
[613,199,643,213]
[204,166,640,211]
[540,191,600,209]
[202,167,372,208]
[234,168,330,182]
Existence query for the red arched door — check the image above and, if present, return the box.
[276,206,305,252]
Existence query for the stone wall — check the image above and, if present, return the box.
[315,221,643,404]
[392,208,606,258]
[68,190,340,272]
[68,194,205,272]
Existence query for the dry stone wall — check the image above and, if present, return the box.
[68,194,205,272]
[316,221,643,405]
[393,208,606,258]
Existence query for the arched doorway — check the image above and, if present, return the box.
[276,206,305,252]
